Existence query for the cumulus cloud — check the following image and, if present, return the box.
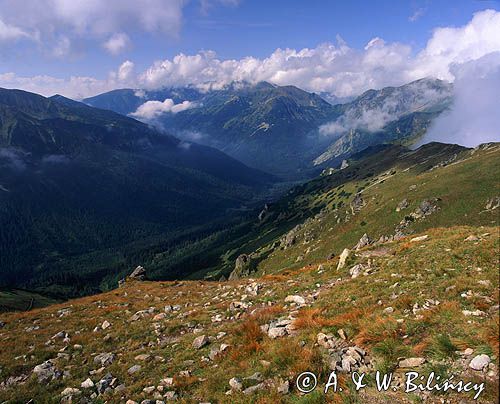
[420,52,500,147]
[136,10,500,97]
[1,9,499,102]
[130,99,196,120]
[103,32,130,55]
[117,60,135,81]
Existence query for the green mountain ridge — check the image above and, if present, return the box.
[84,78,452,179]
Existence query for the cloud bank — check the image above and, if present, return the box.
[0,9,499,104]
[420,52,500,147]
[319,78,452,136]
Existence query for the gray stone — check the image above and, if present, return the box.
[129,265,146,281]
[93,353,115,367]
[128,365,142,375]
[229,377,243,391]
[268,327,287,339]
[192,335,209,349]
[469,354,490,371]
[398,357,426,368]
[337,248,350,270]
[243,383,265,395]
[284,295,305,305]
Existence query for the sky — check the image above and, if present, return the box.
[0,0,499,99]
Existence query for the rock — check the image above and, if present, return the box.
[229,377,243,391]
[243,383,265,395]
[283,232,296,248]
[192,335,210,349]
[129,265,147,281]
[350,193,364,214]
[228,254,254,280]
[52,330,67,339]
[268,327,287,339]
[337,248,350,270]
[464,235,479,242]
[101,320,111,330]
[277,380,290,394]
[469,354,490,371]
[164,391,178,400]
[383,307,394,314]
[81,378,94,388]
[410,235,429,242]
[485,196,500,210]
[153,313,167,321]
[338,329,347,340]
[96,373,114,394]
[349,264,364,278]
[128,365,141,375]
[284,295,305,305]
[258,204,269,221]
[463,348,474,356]
[396,199,409,212]
[135,354,152,361]
[33,360,60,383]
[399,358,426,368]
[94,353,115,367]
[462,309,485,316]
[61,387,81,397]
[354,233,372,250]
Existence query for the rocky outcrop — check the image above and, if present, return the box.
[129,266,147,281]
[485,196,499,210]
[120,265,147,286]
[337,248,350,270]
[354,233,372,250]
[395,198,409,212]
[350,193,365,214]
[228,254,255,280]
[258,204,269,221]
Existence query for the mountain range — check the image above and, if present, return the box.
[0,88,272,296]
[84,78,452,179]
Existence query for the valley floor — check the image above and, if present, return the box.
[0,225,498,403]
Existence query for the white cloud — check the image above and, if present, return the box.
[52,36,71,58]
[103,32,130,55]
[136,10,500,97]
[409,7,426,22]
[0,0,187,54]
[420,52,500,147]
[319,78,452,136]
[1,9,499,103]
[130,98,196,120]
[117,60,135,81]
[0,17,31,41]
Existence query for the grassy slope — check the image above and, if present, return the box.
[0,225,497,403]
[215,143,499,279]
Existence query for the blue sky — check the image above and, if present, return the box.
[0,0,499,97]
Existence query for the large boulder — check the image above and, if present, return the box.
[337,248,350,270]
[129,265,147,281]
[228,254,255,280]
[354,234,372,250]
